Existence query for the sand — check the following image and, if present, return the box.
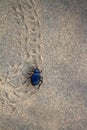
[0,0,87,130]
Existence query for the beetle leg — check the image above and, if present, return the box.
[40,70,42,73]
[32,66,36,72]
[40,78,43,83]
[40,68,44,73]
[40,76,43,80]
[23,76,31,84]
[27,72,32,75]
[38,82,41,89]
[37,79,43,89]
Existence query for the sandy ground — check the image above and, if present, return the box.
[0,0,87,130]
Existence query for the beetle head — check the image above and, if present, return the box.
[34,68,40,73]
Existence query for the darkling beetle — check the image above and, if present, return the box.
[24,67,43,89]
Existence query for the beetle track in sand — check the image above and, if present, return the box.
[0,0,43,114]
[11,0,42,65]
[9,0,42,84]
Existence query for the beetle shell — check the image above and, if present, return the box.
[31,73,40,86]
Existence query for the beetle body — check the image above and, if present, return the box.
[24,68,43,89]
[31,68,43,88]
[31,71,40,86]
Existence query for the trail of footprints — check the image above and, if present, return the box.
[1,0,43,113]
[12,0,41,63]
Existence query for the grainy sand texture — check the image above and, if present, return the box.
[0,0,87,130]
